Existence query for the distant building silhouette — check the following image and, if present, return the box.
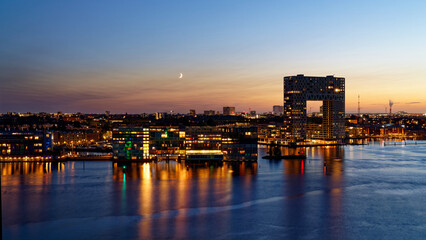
[203,110,215,116]
[273,105,283,115]
[223,107,236,116]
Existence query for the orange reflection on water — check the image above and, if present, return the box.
[283,159,305,175]
[321,146,344,177]
[2,162,51,175]
[1,162,66,186]
[281,146,345,239]
[111,161,257,239]
[312,146,345,239]
[323,147,344,239]
[113,161,257,181]
[1,162,67,225]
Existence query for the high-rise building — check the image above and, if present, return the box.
[273,105,284,115]
[283,74,345,144]
[223,106,236,115]
[189,109,196,117]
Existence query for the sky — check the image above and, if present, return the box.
[1,0,426,114]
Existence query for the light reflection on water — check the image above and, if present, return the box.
[112,161,258,181]
[2,142,426,239]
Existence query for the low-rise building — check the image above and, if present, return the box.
[0,131,53,161]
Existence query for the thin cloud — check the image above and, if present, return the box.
[406,102,421,104]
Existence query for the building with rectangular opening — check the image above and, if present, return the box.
[283,74,345,144]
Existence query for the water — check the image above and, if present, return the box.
[2,142,426,239]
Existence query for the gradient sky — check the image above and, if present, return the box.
[1,0,426,114]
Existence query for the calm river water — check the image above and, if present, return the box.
[2,141,426,239]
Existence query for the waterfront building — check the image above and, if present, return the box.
[220,125,258,144]
[112,125,258,162]
[380,126,406,138]
[284,74,345,144]
[222,143,257,161]
[223,107,236,116]
[220,125,258,161]
[0,131,53,161]
[113,127,184,161]
[346,126,370,138]
[258,124,287,145]
[185,126,223,161]
[149,126,185,160]
[112,127,150,160]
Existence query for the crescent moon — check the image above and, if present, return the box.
[179,73,183,79]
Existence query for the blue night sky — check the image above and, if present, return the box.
[1,0,426,113]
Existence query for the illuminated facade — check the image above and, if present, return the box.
[220,125,258,161]
[53,131,101,146]
[112,125,258,162]
[185,126,223,161]
[149,126,185,160]
[112,127,150,160]
[284,74,345,144]
[0,131,53,161]
[113,127,185,161]
[258,124,286,145]
[155,112,165,120]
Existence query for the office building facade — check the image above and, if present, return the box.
[0,131,53,161]
[112,127,150,160]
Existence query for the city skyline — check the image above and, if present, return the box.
[1,1,426,114]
